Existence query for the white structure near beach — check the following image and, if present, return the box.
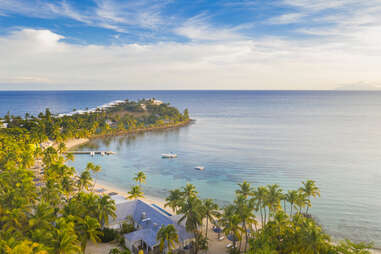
[109,198,194,254]
[150,99,163,105]
[0,120,7,128]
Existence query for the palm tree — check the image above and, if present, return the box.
[52,218,81,254]
[86,163,101,191]
[156,224,179,254]
[57,143,66,154]
[133,171,146,186]
[266,184,283,218]
[202,199,220,239]
[220,205,242,250]
[299,180,320,214]
[97,195,116,228]
[28,202,55,231]
[128,185,144,199]
[65,153,74,162]
[295,191,310,216]
[77,170,92,191]
[236,181,252,198]
[178,196,203,254]
[165,189,183,213]
[285,190,299,217]
[182,184,197,199]
[252,186,268,227]
[234,195,256,252]
[78,216,102,253]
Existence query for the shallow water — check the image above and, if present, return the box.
[1,90,381,246]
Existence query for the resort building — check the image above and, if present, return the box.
[109,198,194,254]
[0,120,7,128]
[150,99,163,105]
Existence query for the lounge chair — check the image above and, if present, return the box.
[218,236,225,241]
[226,243,233,248]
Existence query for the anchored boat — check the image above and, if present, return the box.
[194,166,205,171]
[161,153,177,158]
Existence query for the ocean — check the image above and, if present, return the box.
[1,90,381,246]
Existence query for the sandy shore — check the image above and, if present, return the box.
[65,137,90,150]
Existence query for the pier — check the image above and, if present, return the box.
[65,151,115,155]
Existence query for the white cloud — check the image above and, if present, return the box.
[266,13,306,24]
[175,13,245,41]
[0,0,170,33]
[1,28,381,90]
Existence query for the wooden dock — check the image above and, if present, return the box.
[65,151,115,155]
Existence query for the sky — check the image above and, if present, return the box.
[0,0,381,90]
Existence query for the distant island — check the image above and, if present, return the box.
[1,98,191,144]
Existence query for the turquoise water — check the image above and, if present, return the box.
[1,90,381,246]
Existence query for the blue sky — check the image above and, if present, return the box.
[0,0,381,90]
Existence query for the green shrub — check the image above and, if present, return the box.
[100,227,118,242]
[120,222,135,234]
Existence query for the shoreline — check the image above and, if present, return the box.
[90,119,193,139]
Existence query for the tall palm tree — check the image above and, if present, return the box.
[178,196,203,254]
[165,189,183,213]
[285,190,299,217]
[220,205,242,250]
[133,171,146,186]
[202,199,220,239]
[128,185,144,199]
[236,181,252,198]
[77,170,92,191]
[235,195,256,253]
[156,224,179,254]
[97,195,116,228]
[86,163,101,191]
[78,216,102,253]
[299,180,320,214]
[252,186,268,227]
[52,219,81,254]
[266,184,283,218]
[295,191,309,215]
[28,202,55,231]
[182,184,197,199]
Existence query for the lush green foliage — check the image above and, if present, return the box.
[0,99,187,253]
[166,181,373,254]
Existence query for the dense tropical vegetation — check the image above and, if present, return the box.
[165,181,373,254]
[0,99,189,253]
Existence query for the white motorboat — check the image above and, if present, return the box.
[161,153,177,158]
[194,166,205,171]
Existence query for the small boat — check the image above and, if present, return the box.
[161,153,177,158]
[194,166,205,171]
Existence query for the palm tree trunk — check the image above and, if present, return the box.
[290,203,293,217]
[244,220,248,253]
[206,216,209,239]
[260,206,264,229]
[264,208,267,225]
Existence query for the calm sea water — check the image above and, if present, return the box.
[1,90,381,246]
